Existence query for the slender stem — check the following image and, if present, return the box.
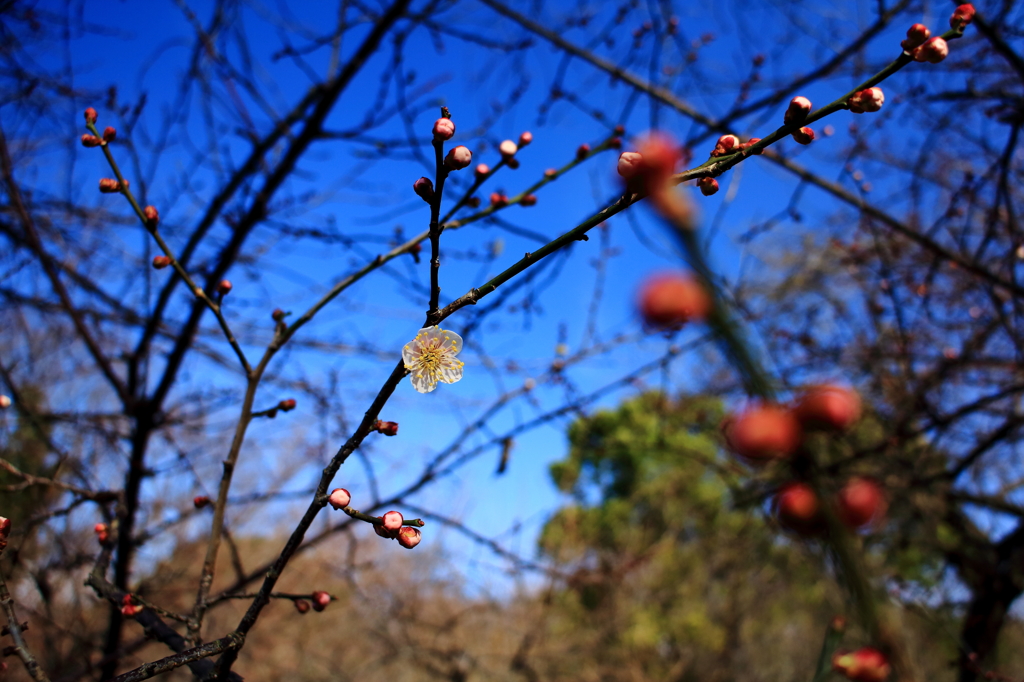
[85,121,252,375]
[0,569,51,682]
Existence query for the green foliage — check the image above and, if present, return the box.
[539,393,839,680]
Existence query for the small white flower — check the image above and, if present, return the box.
[402,326,465,393]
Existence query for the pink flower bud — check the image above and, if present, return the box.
[848,87,884,114]
[432,117,455,141]
[294,599,311,614]
[467,196,481,208]
[98,178,123,193]
[697,177,719,196]
[490,192,508,208]
[913,36,948,63]
[143,205,159,227]
[279,398,297,411]
[617,151,644,179]
[0,395,10,409]
[272,308,286,321]
[397,526,422,549]
[444,145,472,170]
[901,24,931,51]
[193,495,211,509]
[373,520,396,539]
[152,256,171,269]
[217,279,233,295]
[102,126,117,142]
[81,134,102,148]
[475,164,490,178]
[609,137,622,149]
[499,140,518,158]
[382,510,404,531]
[518,131,533,147]
[784,97,812,126]
[0,516,10,552]
[311,590,331,612]
[84,107,98,124]
[121,597,141,617]
[576,143,590,160]
[328,488,351,510]
[740,138,764,155]
[521,194,537,207]
[374,420,399,436]
[712,134,739,157]
[950,4,975,30]
[792,127,815,145]
[94,522,109,543]
[544,168,557,178]
[413,177,435,203]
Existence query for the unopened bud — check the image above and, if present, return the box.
[294,599,311,614]
[0,395,11,409]
[506,157,520,170]
[467,196,481,208]
[143,205,159,227]
[382,510,404,532]
[518,131,533,147]
[609,137,622,149]
[311,591,331,612]
[740,138,764,155]
[0,516,10,552]
[84,107,98,124]
[613,125,626,135]
[848,87,884,114]
[950,4,975,30]
[121,595,141,617]
[499,140,518,158]
[193,495,211,509]
[80,134,102,148]
[697,177,719,196]
[279,398,297,411]
[374,419,398,436]
[432,117,455,141]
[94,522,109,543]
[913,36,949,63]
[217,279,233,295]
[328,488,351,509]
[102,126,117,142]
[272,308,286,321]
[413,177,435,203]
[152,256,172,269]
[544,168,557,178]
[523,377,536,391]
[397,526,422,549]
[490,192,508,208]
[475,163,490,179]
[711,134,739,157]
[98,178,124,193]
[444,145,472,170]
[576,143,590,160]
[373,520,397,539]
[901,24,931,51]
[521,194,537,207]
[617,151,644,179]
[792,127,815,145]
[784,96,812,126]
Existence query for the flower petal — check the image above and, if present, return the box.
[402,329,429,367]
[410,370,437,393]
[438,359,464,385]
[440,328,463,355]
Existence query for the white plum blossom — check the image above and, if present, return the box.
[402,326,465,393]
